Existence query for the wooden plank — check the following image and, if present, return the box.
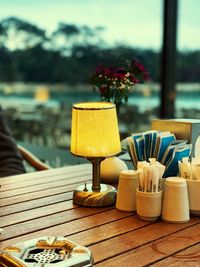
[0,192,72,216]
[67,214,150,246]
[0,174,91,199]
[1,169,91,191]
[0,209,130,249]
[0,182,87,207]
[0,198,77,227]
[94,223,200,266]
[2,163,200,266]
[0,206,113,242]
[88,218,199,264]
[0,164,91,185]
[149,239,200,266]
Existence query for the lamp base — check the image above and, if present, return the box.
[73,183,117,207]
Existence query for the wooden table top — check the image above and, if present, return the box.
[0,163,200,266]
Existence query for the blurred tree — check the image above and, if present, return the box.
[0,16,199,85]
[0,46,17,81]
[51,23,105,55]
[0,17,47,50]
[14,44,66,82]
[51,23,80,55]
[177,51,200,82]
[80,25,104,46]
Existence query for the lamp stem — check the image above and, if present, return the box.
[90,158,104,191]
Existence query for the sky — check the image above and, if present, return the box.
[0,0,199,51]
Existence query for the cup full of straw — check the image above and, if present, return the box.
[179,157,200,216]
[136,158,165,222]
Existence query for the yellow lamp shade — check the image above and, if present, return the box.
[71,102,121,157]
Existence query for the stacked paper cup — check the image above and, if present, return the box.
[162,177,190,223]
[116,170,138,212]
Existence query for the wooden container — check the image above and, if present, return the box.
[151,119,200,156]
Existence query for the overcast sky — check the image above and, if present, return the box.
[0,0,199,51]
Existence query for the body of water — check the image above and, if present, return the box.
[0,82,199,120]
[0,91,199,114]
[0,87,199,148]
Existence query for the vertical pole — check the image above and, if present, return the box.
[91,158,103,191]
[160,0,178,118]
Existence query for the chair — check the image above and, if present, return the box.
[17,144,51,171]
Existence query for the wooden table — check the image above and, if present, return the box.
[1,164,200,266]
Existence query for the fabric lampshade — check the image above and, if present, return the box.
[71,102,121,157]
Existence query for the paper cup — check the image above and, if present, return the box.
[187,179,200,216]
[116,170,138,212]
[162,177,190,223]
[136,189,162,222]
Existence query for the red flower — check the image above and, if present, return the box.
[103,67,112,76]
[99,86,108,95]
[90,59,149,106]
[116,68,126,77]
[114,73,126,79]
[131,60,145,72]
[129,74,139,84]
[143,71,150,81]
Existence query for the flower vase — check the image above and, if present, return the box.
[115,103,121,115]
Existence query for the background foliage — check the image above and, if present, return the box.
[0,17,199,85]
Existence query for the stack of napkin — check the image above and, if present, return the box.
[126,130,192,177]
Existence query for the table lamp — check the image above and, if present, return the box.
[71,102,121,207]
